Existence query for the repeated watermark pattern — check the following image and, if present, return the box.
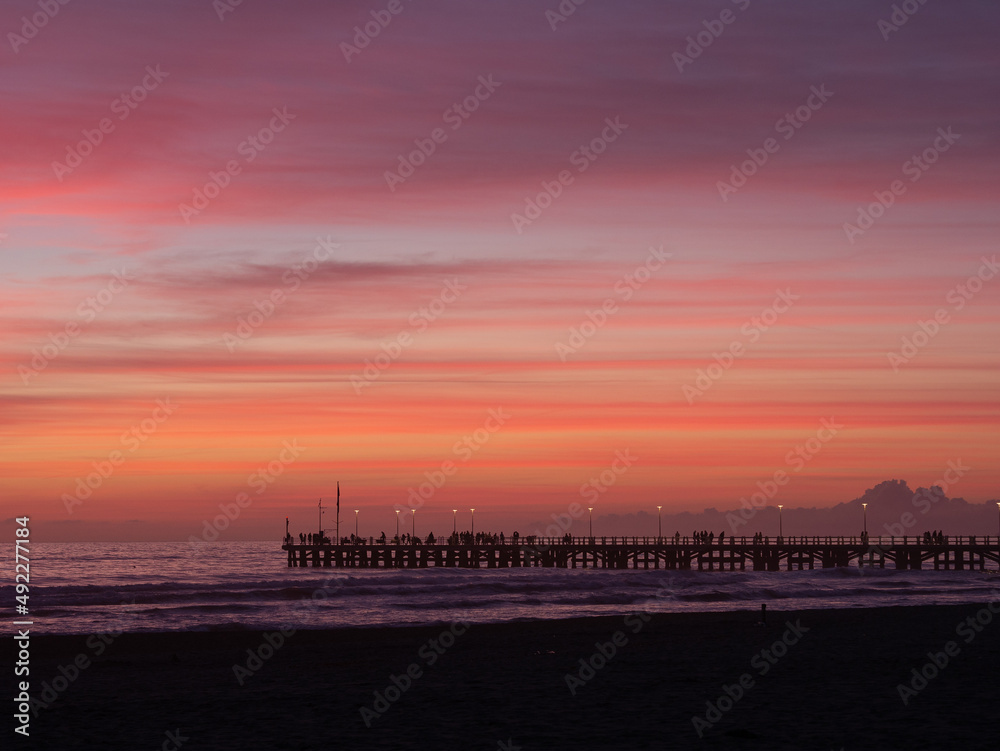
[881,459,970,536]
[396,408,511,515]
[350,278,466,393]
[672,0,751,73]
[62,399,178,514]
[213,0,244,22]
[178,106,296,223]
[360,621,470,726]
[52,65,168,181]
[232,573,346,685]
[717,85,833,201]
[878,0,931,41]
[727,418,842,533]
[222,236,339,352]
[564,611,652,695]
[692,619,810,737]
[555,246,670,360]
[384,75,501,191]
[843,127,960,244]
[189,438,306,549]
[510,116,627,234]
[18,268,136,385]
[26,599,138,717]
[682,289,798,403]
[7,0,75,53]
[896,594,999,705]
[580,449,637,505]
[340,0,413,63]
[886,255,997,372]
[545,0,588,31]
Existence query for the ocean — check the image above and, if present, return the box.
[6,541,1000,636]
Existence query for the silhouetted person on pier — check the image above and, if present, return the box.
[719,531,724,544]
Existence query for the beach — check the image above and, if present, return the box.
[15,603,1000,750]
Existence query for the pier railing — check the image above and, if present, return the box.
[281,534,1000,571]
[291,534,999,547]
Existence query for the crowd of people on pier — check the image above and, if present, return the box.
[287,530,782,546]
[284,529,971,548]
[292,533,331,545]
[288,531,529,546]
[692,530,726,545]
[448,531,517,545]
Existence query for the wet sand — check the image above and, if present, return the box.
[13,603,1000,750]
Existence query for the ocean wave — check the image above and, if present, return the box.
[10,542,999,635]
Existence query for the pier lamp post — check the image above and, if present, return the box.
[588,507,593,539]
[657,505,662,541]
[862,502,868,539]
[777,505,783,539]
[395,509,400,540]
[470,508,475,538]
[453,509,457,535]
[412,509,416,539]
[354,509,359,538]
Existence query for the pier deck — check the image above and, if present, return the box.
[281,535,1000,571]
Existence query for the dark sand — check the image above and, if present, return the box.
[11,604,1000,750]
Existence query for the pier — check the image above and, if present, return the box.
[281,535,1000,571]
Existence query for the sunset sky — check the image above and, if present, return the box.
[2,0,998,541]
